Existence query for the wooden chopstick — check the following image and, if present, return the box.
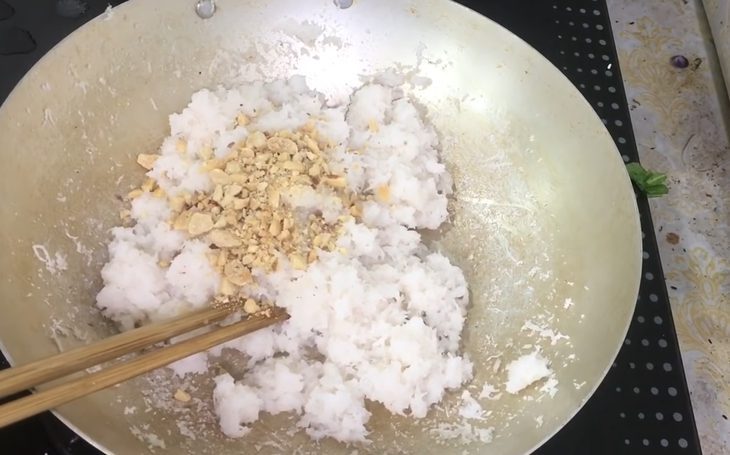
[0,307,288,428]
[0,305,232,398]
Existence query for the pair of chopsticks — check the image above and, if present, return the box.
[0,305,288,428]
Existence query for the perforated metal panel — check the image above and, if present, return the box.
[0,0,702,454]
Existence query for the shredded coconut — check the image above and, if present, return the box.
[96,77,472,442]
[504,350,552,394]
[458,391,486,420]
[32,245,68,275]
[521,320,570,346]
[478,383,501,400]
[429,422,494,445]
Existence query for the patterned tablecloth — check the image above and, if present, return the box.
[607,1,730,454]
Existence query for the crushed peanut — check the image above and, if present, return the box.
[133,124,363,307]
[243,298,261,314]
[375,185,391,203]
[188,213,214,236]
[136,153,158,170]
[174,389,191,402]
[367,119,380,133]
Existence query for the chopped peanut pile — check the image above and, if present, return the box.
[133,125,362,312]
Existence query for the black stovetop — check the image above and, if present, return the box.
[0,1,702,454]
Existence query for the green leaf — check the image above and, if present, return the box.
[625,162,648,183]
[645,185,669,197]
[645,173,667,186]
[625,162,668,198]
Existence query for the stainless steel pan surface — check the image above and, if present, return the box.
[0,1,641,453]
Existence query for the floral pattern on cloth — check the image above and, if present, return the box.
[607,1,730,453]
